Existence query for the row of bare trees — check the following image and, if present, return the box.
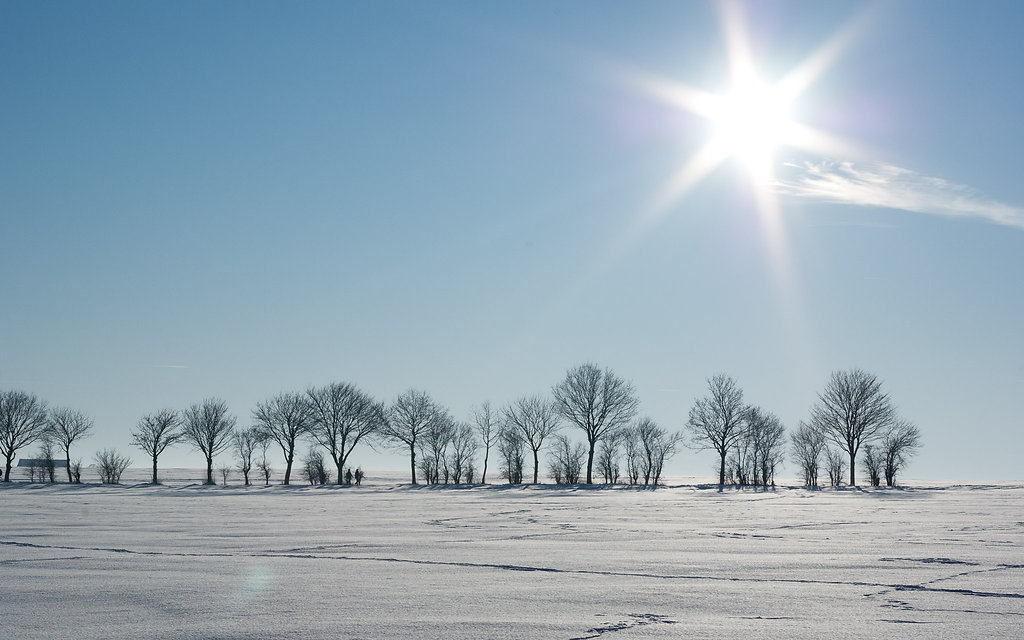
[789,369,921,487]
[1,366,921,487]
[684,369,921,490]
[0,390,94,482]
[129,383,386,485]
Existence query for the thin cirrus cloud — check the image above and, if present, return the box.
[775,160,1024,230]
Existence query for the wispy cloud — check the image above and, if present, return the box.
[776,160,1024,229]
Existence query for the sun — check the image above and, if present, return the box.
[710,78,794,180]
[619,1,867,218]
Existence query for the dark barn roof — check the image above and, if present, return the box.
[17,458,69,467]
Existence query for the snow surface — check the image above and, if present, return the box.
[2,473,1022,639]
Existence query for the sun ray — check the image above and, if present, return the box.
[650,138,733,218]
[719,0,757,87]
[783,121,864,160]
[774,5,877,104]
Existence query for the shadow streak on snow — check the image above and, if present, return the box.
[568,613,677,639]
[5,538,1024,602]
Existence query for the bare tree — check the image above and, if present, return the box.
[36,440,57,482]
[503,395,561,484]
[95,448,132,484]
[623,428,642,484]
[182,398,237,485]
[497,425,525,484]
[130,409,182,484]
[446,421,478,484]
[861,444,882,486]
[882,420,921,486]
[417,409,455,485]
[685,374,746,490]
[810,369,897,486]
[252,392,311,485]
[790,421,826,487]
[218,463,232,486]
[46,407,94,483]
[0,390,49,481]
[233,427,261,485]
[547,434,585,484]
[306,382,385,486]
[381,389,442,485]
[472,401,499,484]
[552,363,640,484]
[596,431,622,484]
[301,448,330,485]
[631,417,683,486]
[745,407,786,488]
[69,459,83,484]
[824,447,846,487]
[256,436,273,486]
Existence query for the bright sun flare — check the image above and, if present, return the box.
[710,79,794,176]
[624,0,865,216]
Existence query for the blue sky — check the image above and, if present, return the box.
[2,1,1022,480]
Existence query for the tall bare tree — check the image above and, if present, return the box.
[685,374,747,489]
[130,409,182,484]
[381,389,442,485]
[0,390,49,482]
[882,420,921,486]
[252,392,312,485]
[471,401,499,484]
[182,398,237,485]
[810,369,897,486]
[306,382,385,485]
[790,420,826,487]
[46,407,94,483]
[503,395,561,484]
[552,364,640,484]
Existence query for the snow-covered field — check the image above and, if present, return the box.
[2,473,1022,639]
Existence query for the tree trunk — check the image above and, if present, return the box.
[65,447,73,483]
[206,457,215,485]
[533,449,539,484]
[152,454,159,484]
[849,451,856,486]
[4,454,12,482]
[409,444,417,485]
[481,449,489,484]
[585,442,595,484]
[718,451,726,491]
